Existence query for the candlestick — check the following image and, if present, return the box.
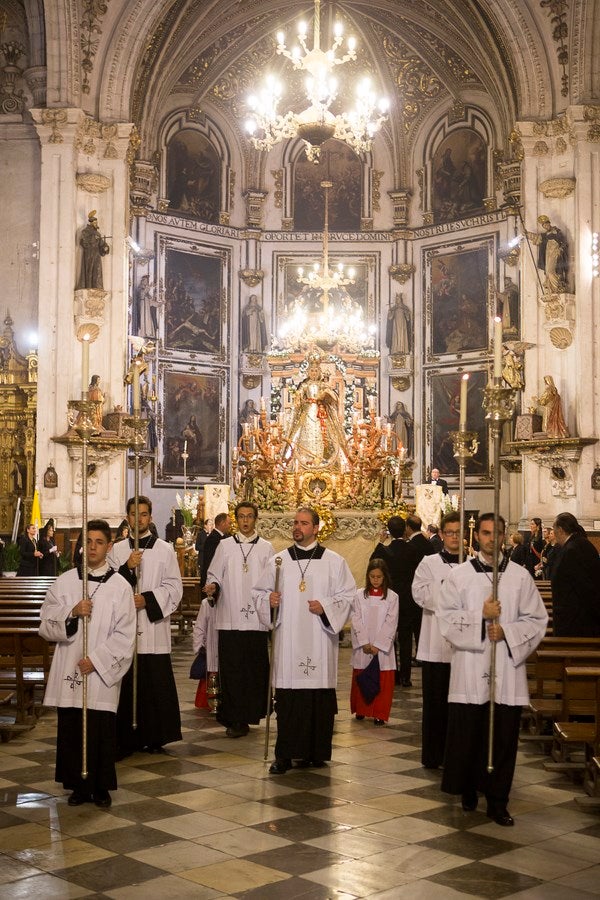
[460,373,469,429]
[81,333,90,396]
[132,359,141,413]
[493,317,503,379]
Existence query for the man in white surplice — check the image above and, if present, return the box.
[253,507,355,774]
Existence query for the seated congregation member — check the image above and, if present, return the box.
[551,512,600,636]
[39,520,136,807]
[438,513,547,826]
[350,558,398,726]
[204,502,274,737]
[109,495,183,757]
[253,507,355,774]
[412,511,460,769]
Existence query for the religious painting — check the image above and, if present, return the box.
[156,366,226,485]
[293,140,361,231]
[427,369,489,478]
[427,241,491,357]
[276,256,373,331]
[166,129,220,223]
[163,248,224,354]
[431,128,487,224]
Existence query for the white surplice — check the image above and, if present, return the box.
[39,568,136,712]
[253,546,355,689]
[108,537,182,654]
[207,534,274,631]
[192,597,219,670]
[350,589,399,671]
[438,558,548,705]
[413,552,458,663]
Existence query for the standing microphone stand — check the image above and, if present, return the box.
[482,377,517,772]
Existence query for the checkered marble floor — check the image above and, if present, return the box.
[1,640,599,899]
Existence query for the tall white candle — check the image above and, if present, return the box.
[460,373,469,428]
[81,333,90,395]
[494,317,503,379]
[132,359,141,413]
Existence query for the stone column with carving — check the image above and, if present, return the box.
[31,108,135,527]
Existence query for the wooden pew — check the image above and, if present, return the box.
[172,577,202,640]
[0,628,51,738]
[526,649,600,738]
[550,666,600,768]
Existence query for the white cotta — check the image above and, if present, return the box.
[350,589,399,671]
[207,535,274,631]
[413,553,458,663]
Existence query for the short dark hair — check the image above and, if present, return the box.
[427,524,439,535]
[440,512,460,531]
[215,512,230,528]
[365,557,391,598]
[386,516,406,539]
[475,512,505,533]
[235,501,258,519]
[554,512,585,537]
[297,506,320,527]
[87,519,112,543]
[126,495,152,515]
[406,514,422,533]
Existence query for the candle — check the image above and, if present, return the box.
[243,422,250,436]
[386,423,392,437]
[132,359,141,413]
[81,333,90,395]
[460,373,469,428]
[260,396,266,412]
[375,416,382,430]
[183,440,188,454]
[493,316,503,379]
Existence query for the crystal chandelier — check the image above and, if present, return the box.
[246,0,388,161]
[277,179,376,353]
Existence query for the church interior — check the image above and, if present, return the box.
[1,0,600,896]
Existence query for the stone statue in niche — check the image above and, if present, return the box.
[77,211,110,290]
[386,293,411,356]
[533,375,570,438]
[527,215,568,294]
[388,400,414,457]
[241,294,268,353]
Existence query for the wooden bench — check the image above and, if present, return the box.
[0,628,52,738]
[550,666,600,768]
[525,648,600,739]
[172,577,202,639]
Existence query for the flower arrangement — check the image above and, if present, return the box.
[441,493,460,516]
[176,491,201,526]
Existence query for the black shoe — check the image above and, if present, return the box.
[93,790,112,808]
[269,758,291,775]
[145,744,165,754]
[394,671,402,685]
[461,792,478,811]
[374,719,385,727]
[68,791,92,806]
[401,680,413,687]
[355,715,365,721]
[295,759,326,768]
[487,808,514,826]
[226,724,249,738]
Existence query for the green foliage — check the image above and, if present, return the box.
[2,542,20,571]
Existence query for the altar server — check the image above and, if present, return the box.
[438,513,547,826]
[192,596,219,709]
[39,520,135,808]
[109,495,183,757]
[253,507,355,774]
[412,511,460,769]
[204,501,274,736]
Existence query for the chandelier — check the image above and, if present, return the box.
[277,179,376,352]
[246,0,388,161]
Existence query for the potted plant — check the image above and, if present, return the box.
[2,541,20,577]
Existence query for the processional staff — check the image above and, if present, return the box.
[264,557,282,761]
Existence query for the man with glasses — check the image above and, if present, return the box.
[412,512,461,769]
[204,502,274,738]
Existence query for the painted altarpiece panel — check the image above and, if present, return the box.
[275,256,375,327]
[293,140,361,231]
[426,368,490,479]
[431,127,487,224]
[166,129,221,223]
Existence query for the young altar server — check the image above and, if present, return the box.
[192,596,219,709]
[253,507,355,774]
[350,558,399,725]
[204,502,274,737]
[39,520,136,808]
[109,495,183,757]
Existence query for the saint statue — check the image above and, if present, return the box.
[388,401,414,456]
[77,210,110,290]
[386,293,411,356]
[88,374,105,432]
[528,215,568,294]
[283,355,348,471]
[534,375,569,438]
[241,294,268,353]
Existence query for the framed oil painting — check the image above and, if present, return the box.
[275,255,375,326]
[293,139,361,231]
[159,242,227,357]
[426,368,489,478]
[155,365,226,485]
[431,127,487,224]
[425,239,493,359]
[166,129,220,223]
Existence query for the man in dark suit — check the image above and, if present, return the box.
[430,468,449,495]
[551,512,600,636]
[427,524,443,553]
[200,512,232,588]
[400,515,437,685]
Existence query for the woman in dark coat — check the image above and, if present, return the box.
[39,520,60,576]
[524,517,544,576]
[17,524,43,576]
